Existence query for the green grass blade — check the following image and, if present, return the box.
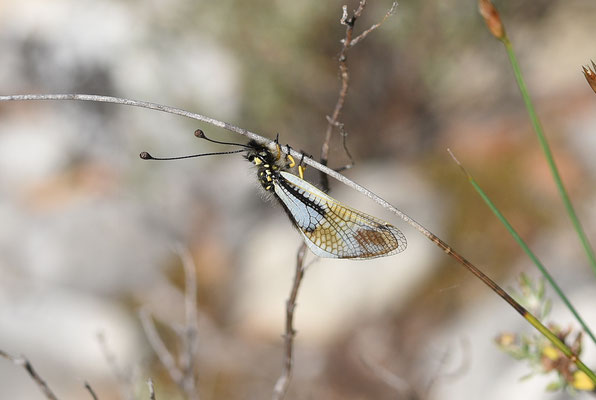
[501,37,596,277]
[448,149,596,347]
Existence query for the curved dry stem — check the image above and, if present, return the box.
[0,93,418,236]
[2,93,594,382]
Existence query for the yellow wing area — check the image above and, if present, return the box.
[275,171,407,259]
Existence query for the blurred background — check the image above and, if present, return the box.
[1,0,596,399]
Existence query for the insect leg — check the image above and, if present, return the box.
[297,151,311,180]
[283,144,298,170]
[273,134,282,161]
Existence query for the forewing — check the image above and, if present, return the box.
[275,171,407,259]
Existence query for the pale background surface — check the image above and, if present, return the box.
[1,1,595,399]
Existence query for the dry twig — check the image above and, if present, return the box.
[272,243,308,400]
[84,381,99,400]
[97,332,135,400]
[273,4,398,397]
[272,6,398,391]
[320,1,398,192]
[177,245,201,399]
[0,94,556,338]
[139,245,200,400]
[423,338,470,396]
[360,352,417,398]
[147,378,156,400]
[276,6,400,396]
[139,308,184,383]
[0,350,59,400]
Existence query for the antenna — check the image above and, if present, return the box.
[140,129,247,161]
[194,129,250,149]
[139,149,244,161]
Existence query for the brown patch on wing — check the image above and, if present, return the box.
[354,226,396,257]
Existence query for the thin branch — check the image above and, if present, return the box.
[177,244,200,400]
[0,93,401,218]
[272,243,308,400]
[319,3,360,192]
[424,338,470,396]
[139,246,200,399]
[0,94,565,312]
[0,94,574,309]
[0,350,59,400]
[84,381,99,400]
[2,93,594,379]
[96,332,135,400]
[319,1,398,192]
[351,1,397,46]
[138,308,184,384]
[326,117,354,172]
[0,94,263,143]
[273,4,394,395]
[360,352,417,399]
[147,378,156,400]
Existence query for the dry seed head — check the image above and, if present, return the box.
[478,0,505,40]
[582,61,596,94]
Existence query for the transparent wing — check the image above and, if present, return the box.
[274,171,407,259]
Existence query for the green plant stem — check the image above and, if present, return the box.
[525,313,596,384]
[500,36,596,277]
[449,150,596,347]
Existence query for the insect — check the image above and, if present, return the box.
[141,130,407,260]
[245,140,406,259]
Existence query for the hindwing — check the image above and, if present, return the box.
[274,171,407,259]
